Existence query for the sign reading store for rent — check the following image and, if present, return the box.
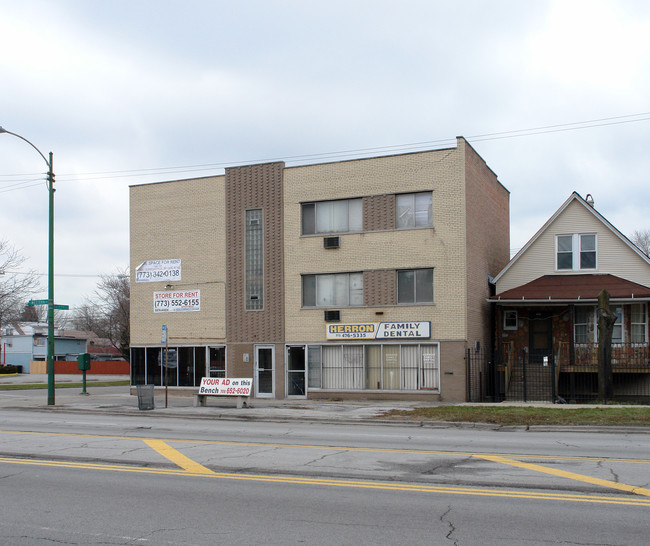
[136,259,181,283]
[326,322,431,340]
[153,290,200,313]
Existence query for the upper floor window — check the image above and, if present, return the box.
[556,233,597,271]
[396,192,433,229]
[302,272,364,307]
[302,199,362,235]
[397,268,434,304]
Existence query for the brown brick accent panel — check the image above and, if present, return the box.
[225,163,285,344]
[364,269,396,306]
[363,194,395,231]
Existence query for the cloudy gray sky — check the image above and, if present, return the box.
[2,0,649,310]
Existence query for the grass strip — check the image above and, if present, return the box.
[382,406,650,427]
[0,381,130,390]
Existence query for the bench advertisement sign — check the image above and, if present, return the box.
[326,322,431,340]
[153,290,200,313]
[199,377,252,396]
[136,259,181,283]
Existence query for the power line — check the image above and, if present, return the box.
[2,112,649,185]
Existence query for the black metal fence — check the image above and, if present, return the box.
[466,345,650,404]
[466,349,499,403]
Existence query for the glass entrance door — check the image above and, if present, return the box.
[287,346,306,397]
[255,345,274,397]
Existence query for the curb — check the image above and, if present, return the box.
[6,404,650,434]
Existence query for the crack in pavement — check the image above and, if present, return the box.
[440,505,458,545]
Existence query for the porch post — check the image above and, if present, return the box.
[597,289,616,401]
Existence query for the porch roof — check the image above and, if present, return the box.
[492,274,650,303]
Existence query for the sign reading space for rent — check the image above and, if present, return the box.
[153,290,200,313]
[136,259,181,283]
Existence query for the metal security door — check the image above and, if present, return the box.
[255,345,274,398]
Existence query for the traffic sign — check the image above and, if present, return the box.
[28,300,69,310]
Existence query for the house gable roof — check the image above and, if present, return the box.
[493,192,650,285]
[492,273,650,303]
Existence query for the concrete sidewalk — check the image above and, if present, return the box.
[0,374,428,424]
[2,374,647,431]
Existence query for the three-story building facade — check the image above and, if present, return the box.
[129,137,509,401]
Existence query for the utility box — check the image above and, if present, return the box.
[77,353,91,371]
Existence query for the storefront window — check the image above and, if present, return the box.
[308,343,439,391]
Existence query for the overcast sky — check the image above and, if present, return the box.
[2,0,649,311]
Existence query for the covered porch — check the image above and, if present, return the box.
[493,274,650,402]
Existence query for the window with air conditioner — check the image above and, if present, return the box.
[302,272,363,307]
[302,198,362,235]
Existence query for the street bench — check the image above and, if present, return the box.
[194,377,252,409]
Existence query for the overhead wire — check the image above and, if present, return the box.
[1,112,649,188]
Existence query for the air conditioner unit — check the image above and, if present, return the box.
[324,310,341,322]
[323,236,340,249]
[248,218,260,226]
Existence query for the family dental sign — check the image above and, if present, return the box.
[326,322,431,340]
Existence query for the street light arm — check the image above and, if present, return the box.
[0,126,51,169]
[0,125,56,405]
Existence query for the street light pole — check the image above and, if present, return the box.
[0,126,56,405]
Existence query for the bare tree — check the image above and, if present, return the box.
[0,239,40,328]
[72,301,105,333]
[72,269,130,360]
[631,229,650,256]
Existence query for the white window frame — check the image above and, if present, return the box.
[612,306,623,343]
[631,303,648,344]
[556,233,597,271]
[574,305,596,343]
[503,310,518,330]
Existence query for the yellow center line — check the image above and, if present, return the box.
[1,455,649,507]
[2,430,650,464]
[142,439,215,474]
[475,454,650,497]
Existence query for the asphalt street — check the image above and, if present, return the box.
[2,374,650,544]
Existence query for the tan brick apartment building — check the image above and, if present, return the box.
[129,137,509,401]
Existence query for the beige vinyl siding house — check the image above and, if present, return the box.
[496,196,650,294]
